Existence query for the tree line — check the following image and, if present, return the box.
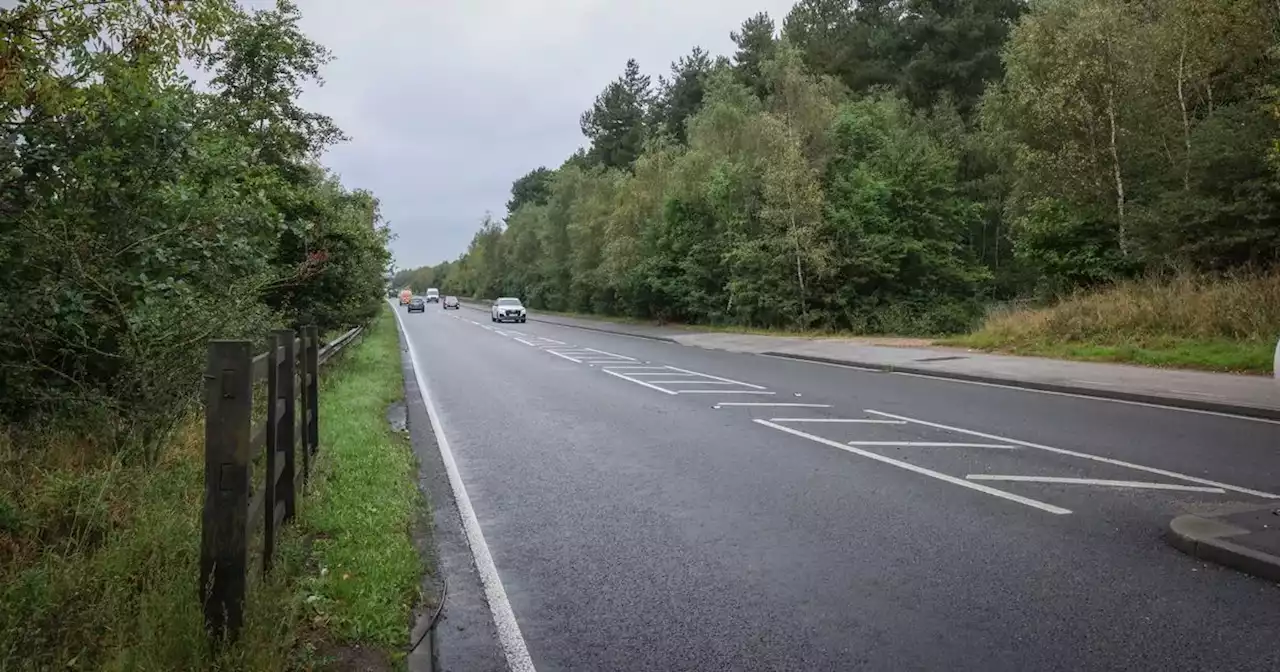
[1,1,391,455]
[399,0,1280,335]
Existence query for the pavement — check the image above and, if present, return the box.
[396,301,1280,671]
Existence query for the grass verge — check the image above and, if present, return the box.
[294,307,429,669]
[949,272,1280,374]
[0,306,429,671]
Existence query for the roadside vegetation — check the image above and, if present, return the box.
[0,1,422,669]
[398,0,1280,372]
[952,271,1280,374]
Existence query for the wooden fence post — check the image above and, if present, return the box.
[299,328,311,483]
[200,340,253,643]
[275,329,298,525]
[262,333,281,575]
[305,326,320,459]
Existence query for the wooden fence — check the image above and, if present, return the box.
[199,325,364,642]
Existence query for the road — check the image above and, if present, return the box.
[395,303,1280,672]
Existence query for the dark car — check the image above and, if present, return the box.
[443,296,460,309]
[407,296,426,313]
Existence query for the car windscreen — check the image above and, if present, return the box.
[497,299,521,306]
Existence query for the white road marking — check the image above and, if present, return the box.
[849,441,1018,449]
[887,371,1280,426]
[601,366,672,371]
[714,403,832,408]
[390,306,537,672]
[583,347,635,361]
[546,350,583,363]
[539,338,566,345]
[865,410,1280,499]
[514,338,538,346]
[676,390,777,395]
[965,475,1227,493]
[602,369,678,395]
[664,366,767,389]
[620,371,702,376]
[643,380,745,385]
[768,418,906,424]
[755,420,1071,515]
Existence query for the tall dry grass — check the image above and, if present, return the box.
[959,271,1280,372]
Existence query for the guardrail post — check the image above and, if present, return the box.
[275,329,298,526]
[200,340,253,644]
[263,332,281,575]
[305,326,320,460]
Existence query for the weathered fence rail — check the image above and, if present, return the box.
[200,325,364,642]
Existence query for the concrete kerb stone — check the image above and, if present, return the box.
[1167,512,1280,584]
[759,351,1280,422]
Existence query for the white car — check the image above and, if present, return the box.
[491,297,527,323]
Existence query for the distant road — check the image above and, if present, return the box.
[397,303,1280,672]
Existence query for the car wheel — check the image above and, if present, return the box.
[520,318,526,323]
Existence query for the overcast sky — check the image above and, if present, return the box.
[270,0,798,271]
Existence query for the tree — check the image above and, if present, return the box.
[730,12,777,99]
[506,167,554,215]
[653,47,715,145]
[580,59,652,170]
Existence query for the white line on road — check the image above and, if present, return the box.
[965,475,1226,493]
[767,418,906,424]
[754,420,1071,515]
[514,338,538,346]
[676,390,777,395]
[664,366,767,389]
[714,403,833,408]
[546,350,583,363]
[539,338,566,345]
[600,366,671,371]
[643,380,745,385]
[583,347,636,361]
[887,371,1280,426]
[602,369,678,395]
[865,410,1280,499]
[849,441,1018,449]
[390,306,537,672]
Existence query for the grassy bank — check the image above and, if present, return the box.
[949,272,1280,374]
[0,306,429,670]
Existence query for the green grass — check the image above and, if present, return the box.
[947,334,1273,374]
[0,306,428,671]
[294,307,428,667]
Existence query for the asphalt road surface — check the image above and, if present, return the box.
[395,303,1280,672]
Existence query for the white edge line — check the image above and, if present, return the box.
[755,420,1071,515]
[663,365,767,389]
[715,403,832,408]
[865,409,1280,499]
[965,475,1226,493]
[602,368,678,395]
[887,371,1280,426]
[676,390,777,395]
[390,304,537,672]
[545,350,583,363]
[769,418,906,424]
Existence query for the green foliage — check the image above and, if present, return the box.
[407,0,1278,343]
[0,0,390,453]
